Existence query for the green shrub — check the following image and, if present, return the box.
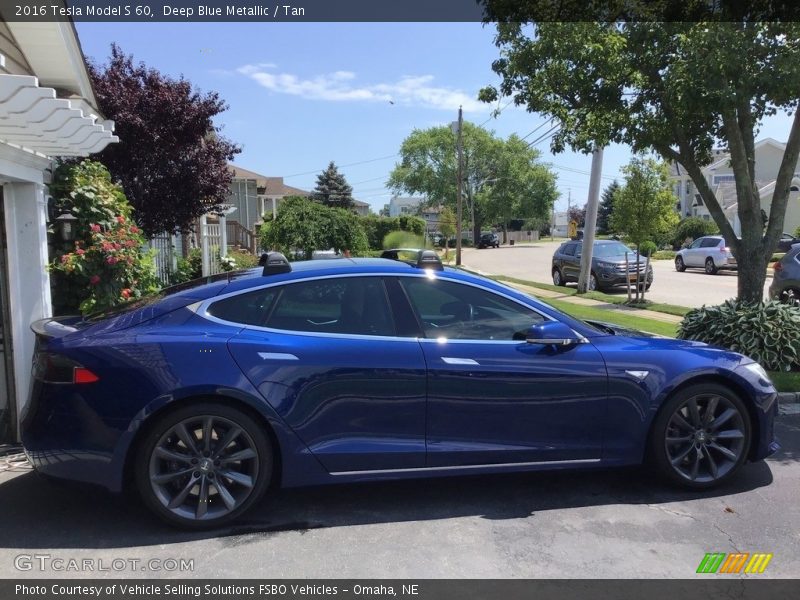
[228,249,260,269]
[653,250,677,260]
[360,214,426,250]
[672,217,719,249]
[795,226,800,239]
[678,300,800,371]
[638,240,658,257]
[383,230,425,249]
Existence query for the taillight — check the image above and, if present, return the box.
[33,353,99,384]
[722,246,730,253]
[774,261,783,272]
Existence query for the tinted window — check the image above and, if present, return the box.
[562,244,576,256]
[701,238,722,248]
[689,238,704,249]
[266,277,395,336]
[400,278,544,341]
[208,287,279,326]
[593,242,632,257]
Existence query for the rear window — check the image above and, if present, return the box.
[700,238,722,248]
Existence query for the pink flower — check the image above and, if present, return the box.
[114,243,121,250]
[106,257,118,265]
[60,255,69,264]
[101,242,113,252]
[76,248,85,255]
[116,216,126,224]
[89,275,100,285]
[121,289,131,299]
[130,226,139,234]
[90,224,101,233]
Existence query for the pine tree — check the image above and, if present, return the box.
[597,180,620,234]
[313,162,354,209]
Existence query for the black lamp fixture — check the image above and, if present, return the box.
[55,211,78,242]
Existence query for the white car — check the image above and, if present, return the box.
[675,235,737,274]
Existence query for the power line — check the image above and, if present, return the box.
[477,98,515,128]
[282,153,398,179]
[519,118,554,142]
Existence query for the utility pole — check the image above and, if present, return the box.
[455,106,464,266]
[577,147,604,293]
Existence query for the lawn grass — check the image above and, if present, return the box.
[542,297,680,338]
[493,275,692,317]
[767,370,800,393]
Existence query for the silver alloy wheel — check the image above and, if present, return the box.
[664,393,747,483]
[705,258,716,274]
[148,415,259,521]
[553,269,562,286]
[588,273,597,291]
[675,256,684,271]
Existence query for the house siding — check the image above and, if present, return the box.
[0,23,34,76]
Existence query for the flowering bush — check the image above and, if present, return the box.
[49,161,160,315]
[218,254,237,272]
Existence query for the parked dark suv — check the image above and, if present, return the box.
[478,232,500,249]
[769,242,800,305]
[552,240,653,291]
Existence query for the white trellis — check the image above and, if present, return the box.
[146,232,179,284]
[199,213,228,276]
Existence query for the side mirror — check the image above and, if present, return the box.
[526,322,583,347]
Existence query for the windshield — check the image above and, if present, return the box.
[593,243,633,258]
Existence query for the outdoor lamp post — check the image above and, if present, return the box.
[55,211,78,242]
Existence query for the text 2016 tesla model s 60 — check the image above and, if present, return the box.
[22,250,779,528]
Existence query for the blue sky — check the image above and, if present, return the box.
[76,22,796,213]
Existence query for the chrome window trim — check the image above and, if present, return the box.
[197,271,554,343]
[329,457,601,476]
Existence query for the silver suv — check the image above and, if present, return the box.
[675,236,737,274]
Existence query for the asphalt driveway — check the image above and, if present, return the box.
[0,413,797,579]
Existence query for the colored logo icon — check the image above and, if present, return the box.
[697,553,773,574]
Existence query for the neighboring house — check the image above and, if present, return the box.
[228,164,371,228]
[419,205,441,231]
[0,15,118,442]
[388,195,425,217]
[669,138,800,235]
[552,211,570,237]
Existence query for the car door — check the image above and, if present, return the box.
[220,276,427,473]
[398,276,608,467]
[685,237,704,266]
[561,243,580,281]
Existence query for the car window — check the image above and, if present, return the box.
[593,242,632,257]
[562,244,576,256]
[399,278,544,341]
[701,238,722,248]
[207,287,279,326]
[689,238,704,249]
[266,277,395,336]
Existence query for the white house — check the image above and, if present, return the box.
[388,195,425,217]
[669,138,800,235]
[0,16,118,442]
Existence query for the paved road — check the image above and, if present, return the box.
[461,241,772,308]
[0,413,798,579]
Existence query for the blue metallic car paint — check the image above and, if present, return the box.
[22,258,780,495]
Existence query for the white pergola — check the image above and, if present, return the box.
[0,74,117,157]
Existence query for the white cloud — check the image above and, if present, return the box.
[235,64,486,112]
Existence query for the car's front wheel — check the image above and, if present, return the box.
[650,383,751,489]
[675,256,686,272]
[135,402,272,529]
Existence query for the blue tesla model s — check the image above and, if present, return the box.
[22,250,779,528]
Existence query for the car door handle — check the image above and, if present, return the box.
[441,357,480,366]
[257,352,299,361]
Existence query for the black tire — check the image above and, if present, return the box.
[675,256,686,272]
[134,402,272,529]
[588,272,599,291]
[552,268,566,287]
[705,257,718,275]
[650,383,751,490]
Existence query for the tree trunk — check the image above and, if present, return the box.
[737,247,768,304]
[473,221,481,248]
[501,223,508,244]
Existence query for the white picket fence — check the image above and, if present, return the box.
[200,213,228,276]
[147,233,179,284]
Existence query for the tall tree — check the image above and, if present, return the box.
[88,44,240,235]
[479,11,800,302]
[597,180,620,234]
[388,124,556,243]
[314,162,354,209]
[610,158,680,300]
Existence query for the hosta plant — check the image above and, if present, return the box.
[678,299,800,372]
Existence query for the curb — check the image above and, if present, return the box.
[778,392,800,405]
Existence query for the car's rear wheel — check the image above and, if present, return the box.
[650,383,751,489]
[675,256,686,272]
[552,268,565,286]
[705,257,718,275]
[588,272,598,291]
[135,402,272,529]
